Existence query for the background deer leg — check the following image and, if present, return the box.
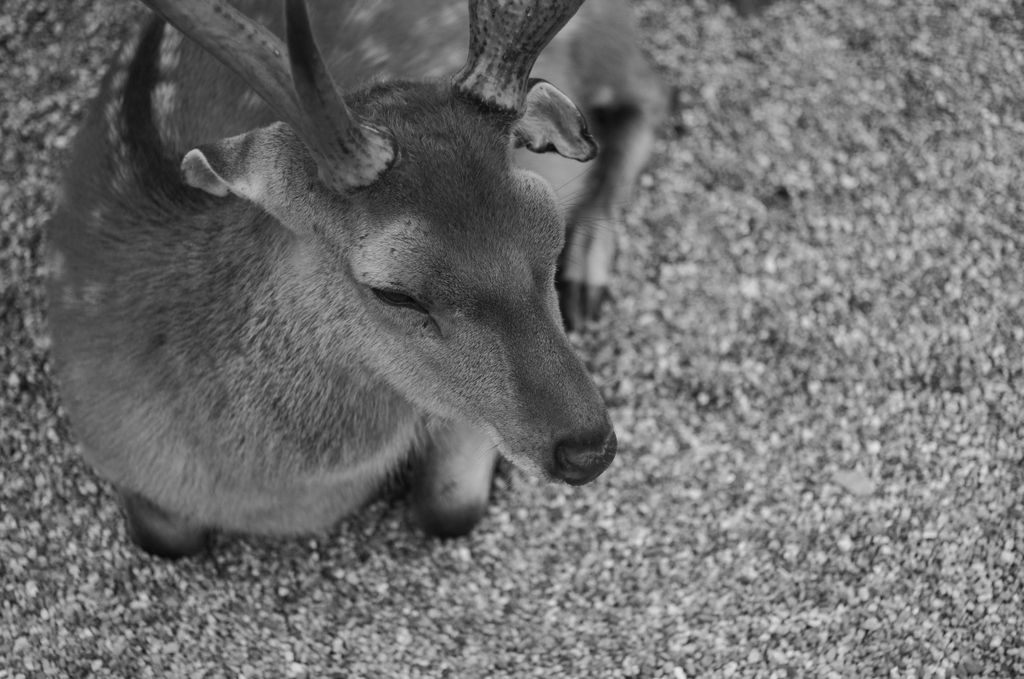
[410,421,499,538]
[557,104,658,330]
[120,489,211,559]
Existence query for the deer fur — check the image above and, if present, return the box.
[47,0,619,558]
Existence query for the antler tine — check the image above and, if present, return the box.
[452,0,587,115]
[139,0,395,191]
[284,0,395,190]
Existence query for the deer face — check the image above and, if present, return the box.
[344,87,612,480]
[262,84,612,482]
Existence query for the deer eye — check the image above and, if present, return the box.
[372,288,429,314]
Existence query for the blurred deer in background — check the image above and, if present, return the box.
[46,0,622,559]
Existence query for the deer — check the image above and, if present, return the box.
[46,0,622,559]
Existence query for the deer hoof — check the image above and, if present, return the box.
[413,496,489,539]
[557,279,609,331]
[120,490,210,559]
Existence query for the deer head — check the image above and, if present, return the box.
[137,0,615,484]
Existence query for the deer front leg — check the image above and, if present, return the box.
[557,105,658,330]
[410,420,499,538]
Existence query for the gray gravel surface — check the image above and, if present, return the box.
[3,0,1024,677]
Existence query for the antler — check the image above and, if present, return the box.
[452,0,586,114]
[139,0,395,191]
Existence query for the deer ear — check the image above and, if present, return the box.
[180,123,322,232]
[182,148,232,197]
[181,126,281,201]
[513,79,598,162]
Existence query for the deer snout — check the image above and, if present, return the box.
[495,306,616,485]
[553,426,617,486]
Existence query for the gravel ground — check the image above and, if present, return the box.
[3,0,1024,677]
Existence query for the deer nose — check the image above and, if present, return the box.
[554,428,617,486]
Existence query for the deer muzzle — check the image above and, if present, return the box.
[554,427,617,486]
[492,307,616,485]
